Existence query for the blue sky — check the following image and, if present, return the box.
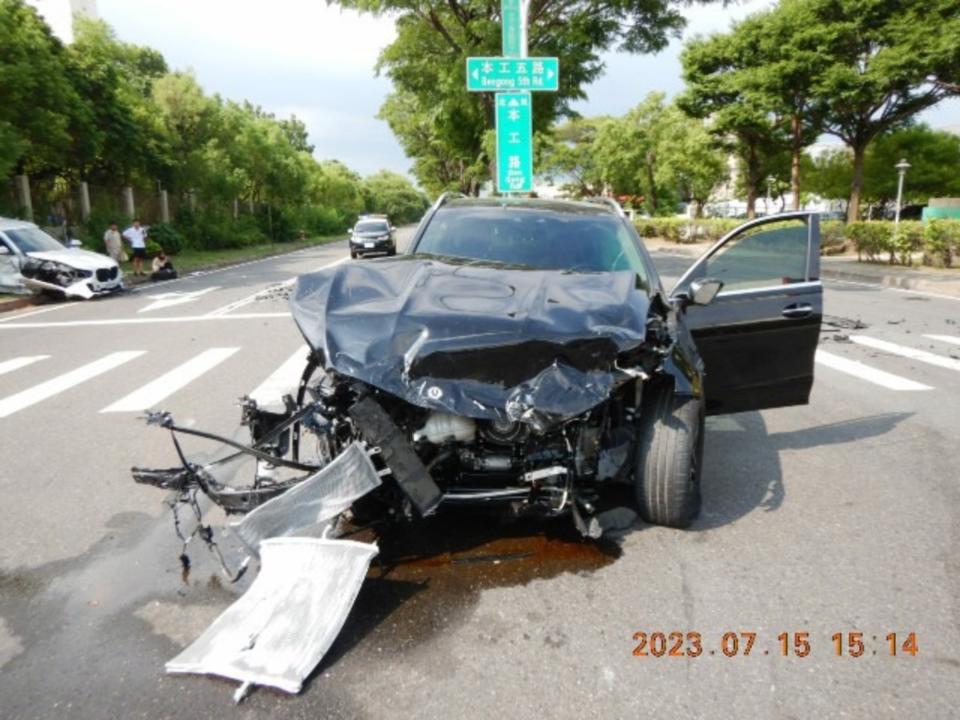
[35,0,960,179]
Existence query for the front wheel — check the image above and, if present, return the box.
[634,387,704,528]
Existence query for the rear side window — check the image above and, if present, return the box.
[415,206,650,286]
[701,218,809,291]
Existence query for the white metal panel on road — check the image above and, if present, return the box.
[101,347,240,413]
[815,349,932,391]
[248,345,310,406]
[850,335,960,373]
[0,351,145,418]
[0,355,49,377]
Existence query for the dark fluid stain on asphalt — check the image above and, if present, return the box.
[324,510,623,664]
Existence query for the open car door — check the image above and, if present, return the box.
[670,212,822,416]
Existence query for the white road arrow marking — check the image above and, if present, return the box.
[139,286,220,313]
[815,349,932,391]
[850,335,960,373]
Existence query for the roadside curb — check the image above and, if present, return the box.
[818,265,960,298]
[0,295,37,314]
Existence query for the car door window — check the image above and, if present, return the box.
[700,218,809,292]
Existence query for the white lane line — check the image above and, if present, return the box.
[0,355,49,377]
[0,351,145,418]
[139,287,220,313]
[0,312,288,330]
[0,302,79,323]
[815,349,932,391]
[101,347,240,413]
[204,257,348,317]
[924,334,960,346]
[248,345,310,406]
[849,335,960,373]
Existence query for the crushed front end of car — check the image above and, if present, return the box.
[130,256,698,699]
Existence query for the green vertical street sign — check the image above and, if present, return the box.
[501,0,522,57]
[496,92,533,193]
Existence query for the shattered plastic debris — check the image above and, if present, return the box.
[165,537,378,695]
[230,442,381,552]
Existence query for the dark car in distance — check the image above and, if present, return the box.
[349,216,396,259]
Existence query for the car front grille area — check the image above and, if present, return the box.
[96,267,119,282]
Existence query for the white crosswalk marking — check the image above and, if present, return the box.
[100,348,240,413]
[249,345,310,406]
[850,335,960,373]
[0,355,49,377]
[924,334,960,346]
[0,351,145,418]
[815,349,932,391]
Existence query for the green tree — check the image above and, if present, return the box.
[863,125,960,205]
[540,116,608,198]
[806,0,960,221]
[0,0,81,179]
[680,32,787,218]
[653,106,727,217]
[362,170,428,224]
[334,0,705,192]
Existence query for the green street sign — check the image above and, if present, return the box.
[467,57,559,92]
[501,0,522,57]
[496,92,533,193]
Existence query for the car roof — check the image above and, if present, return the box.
[0,217,39,231]
[440,196,620,217]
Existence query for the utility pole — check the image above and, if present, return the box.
[894,158,911,226]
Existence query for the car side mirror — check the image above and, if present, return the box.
[0,246,9,255]
[689,278,723,306]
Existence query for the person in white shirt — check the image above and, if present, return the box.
[122,219,147,276]
[103,222,123,262]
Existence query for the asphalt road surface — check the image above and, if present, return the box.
[0,227,957,719]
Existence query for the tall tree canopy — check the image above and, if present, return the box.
[333,0,710,193]
[806,0,960,220]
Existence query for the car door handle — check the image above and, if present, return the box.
[782,303,813,319]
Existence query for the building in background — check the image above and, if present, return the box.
[26,0,98,43]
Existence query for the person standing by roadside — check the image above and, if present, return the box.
[103,222,123,262]
[122,219,147,276]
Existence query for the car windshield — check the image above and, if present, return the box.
[4,226,66,253]
[415,205,651,285]
[355,221,388,233]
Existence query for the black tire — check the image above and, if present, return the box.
[634,387,704,528]
[386,248,397,257]
[350,250,358,259]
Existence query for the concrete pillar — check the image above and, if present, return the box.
[121,186,135,219]
[14,175,33,220]
[159,189,170,223]
[78,181,91,221]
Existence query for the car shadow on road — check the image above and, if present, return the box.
[694,410,912,531]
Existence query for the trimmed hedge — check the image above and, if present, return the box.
[637,216,960,268]
[634,217,742,244]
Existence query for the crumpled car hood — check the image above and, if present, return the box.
[27,248,117,271]
[291,257,652,423]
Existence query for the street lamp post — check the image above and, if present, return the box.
[894,158,911,226]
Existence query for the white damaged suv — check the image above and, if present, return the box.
[0,218,123,299]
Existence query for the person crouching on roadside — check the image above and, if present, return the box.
[151,250,178,281]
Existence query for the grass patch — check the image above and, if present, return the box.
[120,234,344,277]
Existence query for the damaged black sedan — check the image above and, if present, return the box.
[135,196,822,535]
